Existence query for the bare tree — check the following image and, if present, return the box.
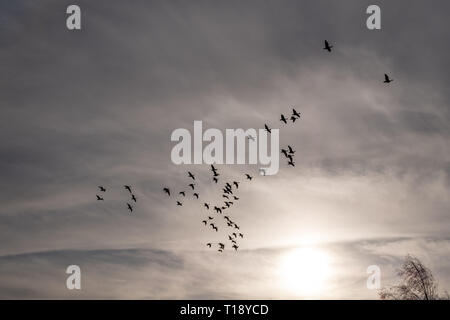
[380,254,448,300]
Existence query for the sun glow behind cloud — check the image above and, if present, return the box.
[278,247,332,298]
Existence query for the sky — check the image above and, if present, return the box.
[0,0,449,299]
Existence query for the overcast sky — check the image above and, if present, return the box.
[0,0,449,299]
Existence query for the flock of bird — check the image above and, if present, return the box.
[96,185,138,213]
[96,40,393,253]
[163,166,253,252]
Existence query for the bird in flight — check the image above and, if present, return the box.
[288,160,295,167]
[208,216,214,220]
[202,220,207,225]
[211,164,218,172]
[288,145,295,154]
[131,194,137,202]
[176,201,182,206]
[292,108,301,118]
[280,114,287,124]
[206,243,212,248]
[193,193,199,199]
[96,195,104,201]
[124,185,132,193]
[232,232,237,238]
[218,243,225,249]
[323,40,333,52]
[127,203,133,212]
[98,186,106,192]
[214,206,222,214]
[188,183,195,190]
[213,177,218,184]
[211,224,218,232]
[245,174,253,181]
[384,73,393,83]
[286,154,294,162]
[281,149,289,158]
[233,181,239,189]
[163,187,170,196]
[233,196,239,200]
[188,171,195,180]
[264,124,271,134]
[232,244,239,251]
[179,191,185,197]
[204,203,210,210]
[223,194,229,199]
[291,115,298,123]
[239,233,244,238]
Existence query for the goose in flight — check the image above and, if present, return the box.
[323,40,333,52]
[206,243,212,248]
[384,73,393,83]
[288,145,295,154]
[124,185,132,193]
[291,115,298,123]
[211,164,218,172]
[188,183,195,190]
[127,203,133,212]
[292,108,301,118]
[288,160,295,167]
[232,244,239,251]
[223,195,229,199]
[204,203,210,210]
[96,195,104,201]
[218,243,225,249]
[208,216,214,220]
[232,233,237,238]
[281,149,289,158]
[131,194,137,202]
[98,186,106,192]
[193,193,199,199]
[214,206,222,214]
[163,188,170,196]
[233,196,239,200]
[202,220,207,225]
[213,177,218,184]
[176,201,182,206]
[188,171,195,180]
[280,114,287,124]
[233,181,239,189]
[287,154,294,162]
[239,233,244,238]
[245,174,253,181]
[179,191,185,197]
[264,124,272,134]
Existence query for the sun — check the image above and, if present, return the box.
[279,247,331,297]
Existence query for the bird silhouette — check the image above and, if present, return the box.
[124,185,132,193]
[234,224,240,230]
[188,171,195,180]
[211,165,218,172]
[178,191,185,197]
[288,160,295,167]
[232,232,237,238]
[228,235,233,241]
[384,73,393,83]
[131,194,137,202]
[214,206,222,214]
[202,220,207,225]
[213,177,218,183]
[204,203,210,210]
[223,195,229,199]
[233,196,239,200]
[193,193,199,199]
[206,243,212,248]
[188,183,195,190]
[288,145,295,154]
[232,244,239,251]
[176,201,182,206]
[233,181,239,189]
[281,149,289,158]
[291,115,298,123]
[218,243,225,249]
[264,124,272,133]
[292,108,301,118]
[245,174,253,181]
[323,40,333,52]
[127,203,133,212]
[96,195,104,201]
[208,216,214,220]
[280,114,287,124]
[239,233,244,238]
[98,186,106,192]
[287,154,294,162]
[163,187,170,196]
